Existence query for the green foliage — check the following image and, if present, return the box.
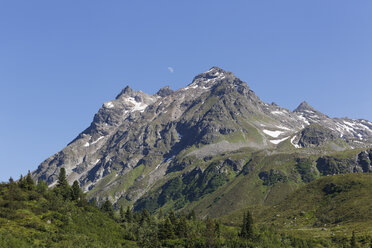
[296,158,317,183]
[101,200,114,218]
[135,161,233,213]
[2,174,371,248]
[55,167,71,200]
[0,179,131,248]
[239,211,254,240]
[322,181,361,196]
[259,169,287,186]
[125,206,134,223]
[316,156,354,175]
[71,180,83,201]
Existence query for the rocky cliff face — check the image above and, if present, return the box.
[33,67,372,212]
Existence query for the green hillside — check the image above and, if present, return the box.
[260,173,372,233]
[221,173,372,247]
[0,173,134,248]
[2,170,372,247]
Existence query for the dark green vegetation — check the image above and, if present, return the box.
[2,170,372,247]
[134,148,372,220]
[0,172,134,248]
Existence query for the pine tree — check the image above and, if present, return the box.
[239,211,254,240]
[125,206,133,223]
[36,180,48,194]
[245,210,254,240]
[25,171,35,190]
[101,200,114,218]
[175,215,188,238]
[56,167,71,200]
[120,206,125,222]
[158,217,175,240]
[169,210,177,225]
[157,208,163,220]
[57,168,68,188]
[71,180,82,201]
[140,209,151,224]
[18,174,27,189]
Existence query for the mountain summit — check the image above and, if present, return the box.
[294,101,317,113]
[33,67,372,215]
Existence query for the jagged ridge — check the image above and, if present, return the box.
[33,67,372,214]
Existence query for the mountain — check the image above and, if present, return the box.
[32,67,372,216]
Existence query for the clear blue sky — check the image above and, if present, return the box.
[1,1,372,182]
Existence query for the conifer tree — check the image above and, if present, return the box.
[175,215,188,238]
[125,206,133,223]
[25,171,35,190]
[158,217,175,240]
[101,200,114,218]
[36,180,48,194]
[18,174,27,189]
[140,209,151,224]
[239,211,254,240]
[57,168,68,188]
[120,206,125,222]
[157,208,163,220]
[56,168,71,199]
[71,180,83,201]
[169,210,177,225]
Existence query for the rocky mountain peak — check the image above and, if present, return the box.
[294,101,317,113]
[33,67,372,212]
[184,66,236,91]
[156,86,173,97]
[115,85,134,99]
[198,66,232,80]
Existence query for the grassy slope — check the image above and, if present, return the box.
[0,183,135,248]
[220,173,372,243]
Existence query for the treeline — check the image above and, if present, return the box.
[0,169,368,247]
[0,169,131,247]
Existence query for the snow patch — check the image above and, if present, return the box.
[304,110,314,114]
[290,136,301,148]
[104,101,114,108]
[263,129,284,138]
[83,142,90,147]
[91,136,104,145]
[277,125,291,131]
[183,83,198,90]
[127,97,148,112]
[297,114,310,125]
[270,136,290,144]
[336,122,354,134]
[344,121,356,128]
[357,123,371,131]
[271,110,286,115]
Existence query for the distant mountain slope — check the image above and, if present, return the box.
[33,67,372,215]
[259,173,372,229]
